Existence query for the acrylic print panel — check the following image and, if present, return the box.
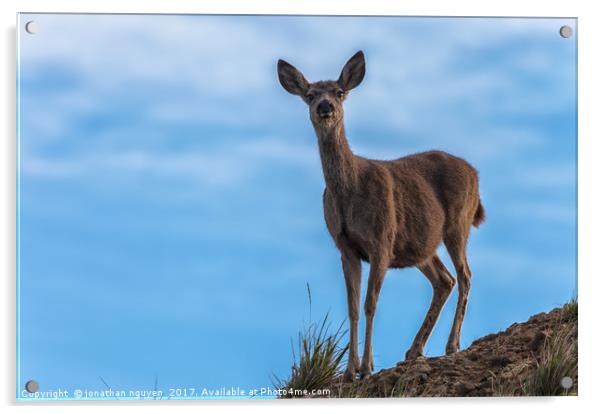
[16,14,577,400]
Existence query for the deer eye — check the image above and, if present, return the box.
[336,90,345,98]
[306,94,315,102]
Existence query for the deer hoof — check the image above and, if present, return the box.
[405,348,423,360]
[359,370,372,380]
[342,369,357,382]
[445,346,458,355]
[358,359,373,379]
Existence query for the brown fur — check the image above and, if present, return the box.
[278,51,485,380]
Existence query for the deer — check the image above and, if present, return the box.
[277,51,485,381]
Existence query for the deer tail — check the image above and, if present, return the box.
[473,199,486,228]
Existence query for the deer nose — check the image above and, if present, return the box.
[317,100,334,117]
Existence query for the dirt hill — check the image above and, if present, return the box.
[329,303,577,397]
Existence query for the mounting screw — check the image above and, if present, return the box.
[559,25,573,38]
[25,21,38,35]
[24,380,39,393]
[560,376,573,389]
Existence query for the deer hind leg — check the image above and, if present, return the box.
[405,254,455,360]
[359,255,388,379]
[444,226,472,355]
[340,247,362,382]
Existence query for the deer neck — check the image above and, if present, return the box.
[314,120,358,194]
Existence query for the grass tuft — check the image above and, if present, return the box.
[273,312,348,398]
[522,322,577,396]
[562,298,578,322]
[489,300,578,397]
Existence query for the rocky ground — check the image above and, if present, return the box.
[328,304,577,397]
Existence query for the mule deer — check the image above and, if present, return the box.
[277,51,485,380]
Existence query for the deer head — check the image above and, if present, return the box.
[277,51,366,129]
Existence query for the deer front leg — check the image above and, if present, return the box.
[341,249,362,381]
[359,256,388,379]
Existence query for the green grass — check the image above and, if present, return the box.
[562,298,578,322]
[274,312,348,398]
[489,300,578,397]
[522,322,577,396]
[518,299,578,396]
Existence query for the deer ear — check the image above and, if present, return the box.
[338,51,365,91]
[277,59,310,96]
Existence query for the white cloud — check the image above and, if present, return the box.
[20,15,575,124]
[21,135,321,188]
[470,244,575,285]
[18,14,576,194]
[497,201,576,224]
[516,163,576,189]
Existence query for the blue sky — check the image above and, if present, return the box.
[17,14,576,399]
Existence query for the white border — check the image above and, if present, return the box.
[2,1,601,413]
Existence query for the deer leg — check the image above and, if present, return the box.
[405,255,455,360]
[359,255,388,378]
[444,230,472,355]
[340,248,362,382]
